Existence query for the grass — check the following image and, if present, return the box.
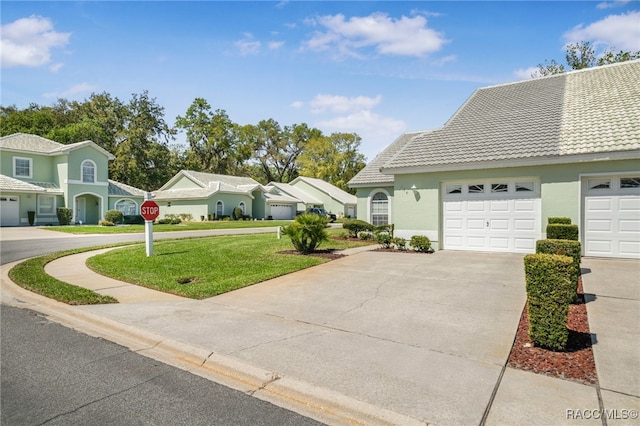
[45,220,294,234]
[8,247,121,305]
[86,230,373,299]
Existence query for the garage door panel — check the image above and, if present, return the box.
[490,218,509,231]
[620,219,640,233]
[467,218,485,230]
[490,200,509,211]
[467,236,486,248]
[445,202,463,212]
[514,199,535,212]
[467,201,485,212]
[515,219,534,231]
[489,237,509,249]
[515,238,536,250]
[586,197,613,211]
[445,218,463,229]
[0,196,20,227]
[619,197,640,211]
[620,241,640,256]
[587,219,612,232]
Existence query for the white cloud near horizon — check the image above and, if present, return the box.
[596,0,631,9]
[310,94,382,114]
[564,11,640,51]
[43,82,98,99]
[302,12,447,59]
[0,15,70,68]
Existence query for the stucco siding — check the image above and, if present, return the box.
[67,146,110,183]
[167,175,202,190]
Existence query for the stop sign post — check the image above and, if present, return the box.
[140,195,159,256]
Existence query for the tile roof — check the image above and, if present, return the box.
[154,170,264,200]
[0,133,115,159]
[291,176,357,204]
[108,180,146,197]
[348,131,423,187]
[0,174,63,194]
[267,182,323,205]
[381,60,640,173]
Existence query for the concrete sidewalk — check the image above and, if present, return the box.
[2,248,639,425]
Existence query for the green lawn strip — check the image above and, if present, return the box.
[7,246,129,305]
[44,220,294,235]
[86,231,373,299]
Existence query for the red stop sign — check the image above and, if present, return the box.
[140,200,160,221]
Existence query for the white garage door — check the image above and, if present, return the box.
[443,181,541,253]
[270,204,293,220]
[0,196,20,227]
[583,176,640,259]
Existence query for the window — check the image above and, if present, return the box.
[14,157,32,178]
[515,182,534,192]
[115,199,137,216]
[82,160,96,183]
[371,192,389,226]
[468,184,484,194]
[491,183,508,193]
[589,178,611,190]
[216,201,224,218]
[446,184,462,194]
[238,201,246,215]
[38,195,55,215]
[620,177,640,189]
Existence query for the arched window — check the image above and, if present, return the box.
[82,160,96,183]
[216,201,224,218]
[371,192,389,225]
[238,201,246,215]
[115,199,138,216]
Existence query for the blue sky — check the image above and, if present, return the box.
[2,1,639,160]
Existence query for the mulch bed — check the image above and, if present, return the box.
[278,249,346,260]
[507,277,598,385]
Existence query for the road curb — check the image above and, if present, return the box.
[1,259,427,426]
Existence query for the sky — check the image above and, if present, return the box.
[1,1,639,161]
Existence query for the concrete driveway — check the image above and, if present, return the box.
[77,250,527,424]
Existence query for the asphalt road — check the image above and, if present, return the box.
[1,304,323,426]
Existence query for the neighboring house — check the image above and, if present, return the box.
[266,181,323,214]
[349,61,640,259]
[288,176,358,218]
[0,133,145,226]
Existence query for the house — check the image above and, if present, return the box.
[153,170,356,221]
[0,133,146,226]
[349,60,640,259]
[287,176,357,218]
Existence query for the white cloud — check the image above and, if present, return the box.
[310,94,382,114]
[514,67,539,80]
[268,40,285,50]
[564,11,640,52]
[0,15,70,68]
[44,82,98,99]
[596,0,631,9]
[49,62,64,73]
[431,54,457,66]
[302,12,447,59]
[234,34,261,56]
[290,100,304,108]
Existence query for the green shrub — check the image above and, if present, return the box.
[393,237,407,250]
[98,220,115,226]
[524,253,574,350]
[104,209,124,224]
[358,231,373,240]
[547,224,579,240]
[179,213,194,222]
[282,213,329,254]
[374,224,394,238]
[410,235,432,253]
[157,218,172,224]
[123,215,145,225]
[57,207,72,225]
[536,239,581,302]
[170,218,182,225]
[376,232,393,249]
[343,219,374,238]
[548,217,572,225]
[218,215,231,221]
[233,207,243,220]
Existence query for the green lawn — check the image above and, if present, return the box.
[46,220,294,234]
[86,232,373,299]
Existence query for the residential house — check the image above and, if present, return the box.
[349,61,640,259]
[288,176,357,218]
[0,133,145,226]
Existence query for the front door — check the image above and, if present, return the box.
[75,197,86,224]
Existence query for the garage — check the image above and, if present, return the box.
[270,204,293,220]
[0,196,20,226]
[582,175,640,259]
[442,180,541,253]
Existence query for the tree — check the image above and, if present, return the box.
[534,41,640,77]
[297,132,366,192]
[175,98,251,175]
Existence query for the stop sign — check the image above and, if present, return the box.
[140,200,160,221]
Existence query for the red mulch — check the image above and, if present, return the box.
[507,278,598,385]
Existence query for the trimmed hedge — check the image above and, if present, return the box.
[536,239,581,302]
[104,209,124,224]
[343,219,374,238]
[548,217,572,225]
[524,253,574,350]
[547,223,579,240]
[410,235,432,253]
[376,232,392,249]
[57,207,72,225]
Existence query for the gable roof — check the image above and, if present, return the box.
[290,176,357,205]
[267,182,323,205]
[0,133,115,160]
[380,60,640,175]
[108,180,146,197]
[154,170,264,200]
[0,174,63,194]
[348,131,424,187]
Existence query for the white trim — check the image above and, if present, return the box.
[72,192,105,223]
[238,201,246,215]
[65,179,109,187]
[367,188,391,225]
[382,150,640,175]
[215,200,224,217]
[81,159,97,183]
[114,198,139,216]
[13,156,33,178]
[37,194,56,215]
